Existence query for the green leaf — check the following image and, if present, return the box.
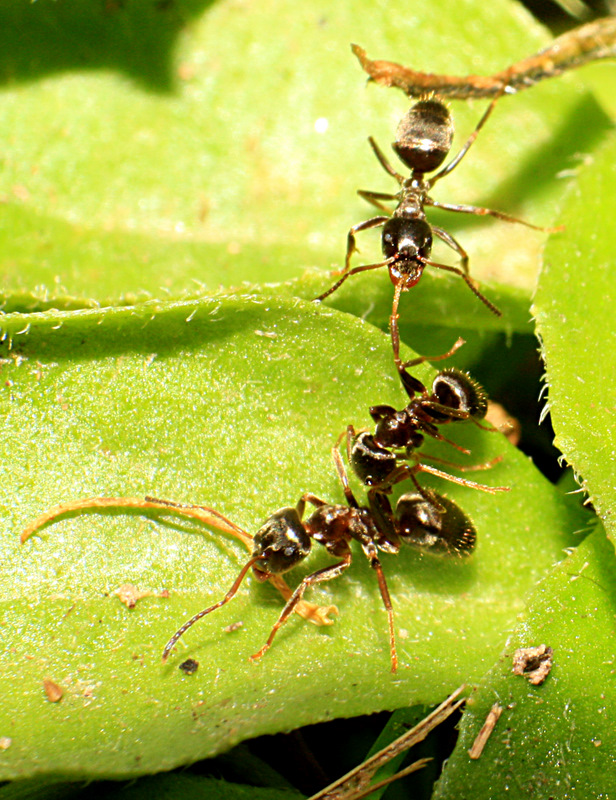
[534,129,616,540]
[434,524,616,798]
[0,296,584,779]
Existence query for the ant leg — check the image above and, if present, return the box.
[413,462,509,494]
[363,462,426,498]
[367,137,405,183]
[426,260,502,317]
[301,493,328,509]
[396,430,471,454]
[428,200,562,233]
[402,336,465,372]
[420,452,504,472]
[416,399,497,433]
[332,429,361,509]
[429,87,505,186]
[431,224,470,275]
[314,259,390,303]
[250,553,353,662]
[377,461,508,495]
[340,216,389,274]
[345,424,356,466]
[381,465,444,507]
[472,417,499,432]
[162,555,261,661]
[358,189,398,214]
[399,369,427,398]
[391,284,464,382]
[367,489,400,553]
[399,337,466,397]
[360,538,398,673]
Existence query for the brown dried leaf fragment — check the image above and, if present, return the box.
[112,583,167,609]
[43,679,64,703]
[512,644,553,685]
[352,17,616,99]
[468,703,503,760]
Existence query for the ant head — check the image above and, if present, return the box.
[382,216,432,263]
[432,368,488,420]
[395,491,476,555]
[392,98,453,174]
[252,507,312,578]
[350,431,397,487]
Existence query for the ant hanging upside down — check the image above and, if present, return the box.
[315,83,559,371]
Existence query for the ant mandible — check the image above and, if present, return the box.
[315,83,556,372]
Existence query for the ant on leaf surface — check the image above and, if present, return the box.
[340,341,508,539]
[21,437,492,673]
[316,75,559,371]
[156,440,484,673]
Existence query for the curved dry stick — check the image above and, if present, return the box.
[20,496,337,627]
[20,497,250,545]
[307,685,466,800]
[352,17,616,99]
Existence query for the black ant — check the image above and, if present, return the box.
[375,338,490,449]
[315,85,557,371]
[158,441,482,673]
[342,348,507,506]
[20,479,477,673]
[159,346,503,672]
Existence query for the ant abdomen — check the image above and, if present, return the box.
[431,369,489,421]
[393,99,453,173]
[396,490,477,555]
[252,507,312,580]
